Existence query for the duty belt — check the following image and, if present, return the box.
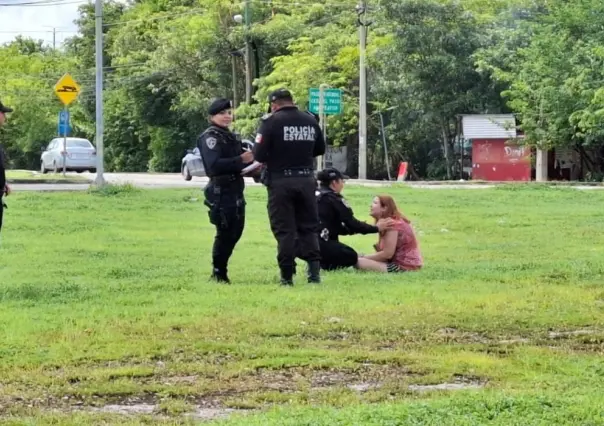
[269,168,314,178]
[210,174,240,185]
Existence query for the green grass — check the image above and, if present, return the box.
[1,184,604,424]
[6,169,89,181]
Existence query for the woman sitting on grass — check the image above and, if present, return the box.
[356,195,423,273]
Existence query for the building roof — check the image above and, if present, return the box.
[461,114,517,139]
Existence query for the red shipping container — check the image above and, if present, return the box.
[471,139,531,181]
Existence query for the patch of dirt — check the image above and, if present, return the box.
[408,375,486,393]
[92,404,155,415]
[252,364,416,393]
[548,329,598,339]
[78,404,252,421]
[435,328,489,344]
[408,382,484,392]
[499,338,531,344]
[89,404,246,421]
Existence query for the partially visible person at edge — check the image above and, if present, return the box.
[0,100,13,236]
[356,195,423,273]
[253,88,326,286]
[314,167,394,271]
[198,98,254,284]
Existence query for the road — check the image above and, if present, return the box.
[9,172,604,191]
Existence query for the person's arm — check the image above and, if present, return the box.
[334,197,387,235]
[313,123,326,157]
[253,117,272,163]
[198,133,245,175]
[363,230,398,262]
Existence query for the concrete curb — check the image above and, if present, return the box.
[349,180,604,187]
[7,179,91,184]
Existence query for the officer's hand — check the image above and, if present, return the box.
[376,218,394,232]
[3,184,10,196]
[240,151,254,163]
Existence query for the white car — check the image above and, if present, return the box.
[41,137,97,174]
[181,139,256,181]
[181,147,206,181]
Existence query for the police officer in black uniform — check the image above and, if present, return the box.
[198,98,254,284]
[316,167,393,270]
[0,100,13,236]
[254,89,326,285]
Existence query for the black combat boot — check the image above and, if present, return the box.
[307,261,321,284]
[280,265,294,286]
[210,268,231,284]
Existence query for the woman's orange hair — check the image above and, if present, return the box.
[376,194,410,223]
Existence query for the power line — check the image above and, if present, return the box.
[0,0,87,6]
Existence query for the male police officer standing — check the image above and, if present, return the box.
[315,167,393,270]
[198,98,253,284]
[0,100,13,237]
[254,89,326,286]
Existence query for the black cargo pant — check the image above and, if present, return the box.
[319,239,359,270]
[267,176,320,278]
[204,181,245,275]
[0,197,4,234]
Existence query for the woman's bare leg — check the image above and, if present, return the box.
[356,257,389,272]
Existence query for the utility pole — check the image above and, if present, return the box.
[94,0,105,186]
[357,1,371,180]
[244,0,253,104]
[52,27,56,50]
[231,52,239,119]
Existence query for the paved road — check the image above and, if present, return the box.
[9,171,604,191]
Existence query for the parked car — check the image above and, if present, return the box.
[40,137,97,174]
[181,147,206,181]
[181,139,256,181]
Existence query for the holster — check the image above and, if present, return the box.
[260,169,270,187]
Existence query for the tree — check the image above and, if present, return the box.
[373,0,508,179]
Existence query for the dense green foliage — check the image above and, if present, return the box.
[1,0,604,179]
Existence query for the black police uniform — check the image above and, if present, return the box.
[0,144,6,234]
[315,168,381,270]
[254,89,326,285]
[0,101,13,235]
[198,98,248,283]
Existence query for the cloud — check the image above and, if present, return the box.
[0,2,81,47]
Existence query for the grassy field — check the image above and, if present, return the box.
[6,170,89,181]
[1,183,604,425]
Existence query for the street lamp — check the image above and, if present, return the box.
[233,11,252,104]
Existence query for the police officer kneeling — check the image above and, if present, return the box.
[254,89,326,286]
[0,100,13,238]
[199,98,254,284]
[316,167,393,270]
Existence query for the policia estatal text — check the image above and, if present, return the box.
[198,98,254,283]
[254,89,326,285]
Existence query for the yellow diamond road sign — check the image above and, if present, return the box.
[54,73,81,106]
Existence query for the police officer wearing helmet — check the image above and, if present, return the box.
[316,167,393,270]
[198,98,254,284]
[0,100,13,236]
[253,89,326,286]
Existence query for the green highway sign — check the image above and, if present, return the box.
[309,88,342,115]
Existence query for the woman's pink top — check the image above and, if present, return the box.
[378,219,423,271]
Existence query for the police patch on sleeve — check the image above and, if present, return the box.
[205,137,217,150]
[255,134,263,144]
